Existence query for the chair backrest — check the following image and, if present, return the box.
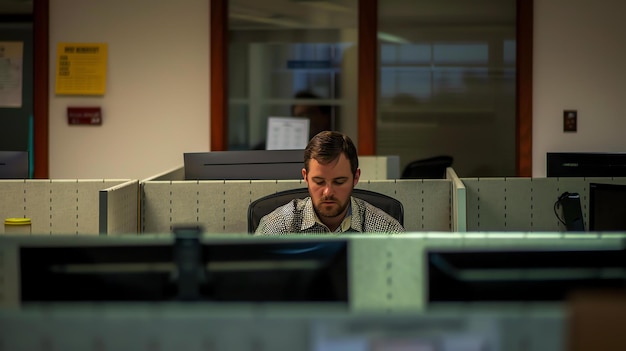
[401,155,453,179]
[247,188,404,233]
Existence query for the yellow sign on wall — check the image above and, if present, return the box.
[55,43,107,95]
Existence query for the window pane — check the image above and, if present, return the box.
[433,43,489,64]
[228,0,358,150]
[503,39,516,65]
[378,0,517,177]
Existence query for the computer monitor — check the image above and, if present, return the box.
[547,152,626,177]
[427,246,626,302]
[184,149,304,180]
[589,183,626,231]
[19,238,348,303]
[0,151,29,179]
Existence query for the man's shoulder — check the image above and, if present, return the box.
[352,196,386,214]
[352,197,405,233]
[277,197,308,212]
[255,197,310,235]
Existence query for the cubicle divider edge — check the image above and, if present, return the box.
[446,167,466,232]
[99,179,139,235]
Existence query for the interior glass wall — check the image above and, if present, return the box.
[227,0,517,178]
[378,0,516,177]
[228,0,358,150]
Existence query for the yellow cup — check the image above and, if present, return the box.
[4,218,32,235]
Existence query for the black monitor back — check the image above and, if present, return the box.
[0,151,28,179]
[19,239,348,303]
[547,152,626,177]
[428,246,626,302]
[589,182,626,231]
[184,149,304,180]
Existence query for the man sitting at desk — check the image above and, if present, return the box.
[255,131,405,234]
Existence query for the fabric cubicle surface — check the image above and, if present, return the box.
[0,179,137,235]
[141,179,452,234]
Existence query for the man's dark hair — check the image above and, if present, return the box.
[304,131,358,176]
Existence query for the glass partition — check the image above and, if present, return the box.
[226,0,518,177]
[228,0,358,150]
[378,0,517,177]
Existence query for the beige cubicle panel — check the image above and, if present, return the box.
[356,179,451,232]
[140,179,453,234]
[99,179,140,235]
[358,155,400,180]
[141,180,305,234]
[461,177,626,231]
[0,179,138,235]
[141,165,185,181]
[349,232,626,312]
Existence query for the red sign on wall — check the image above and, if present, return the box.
[67,107,102,125]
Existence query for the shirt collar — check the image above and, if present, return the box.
[302,197,362,233]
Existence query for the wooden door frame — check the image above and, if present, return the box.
[210,0,228,152]
[33,0,49,178]
[516,0,533,177]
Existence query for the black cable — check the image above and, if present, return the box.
[554,192,571,225]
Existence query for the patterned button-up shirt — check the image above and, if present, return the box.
[254,196,405,235]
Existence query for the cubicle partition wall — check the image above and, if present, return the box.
[141,180,306,234]
[356,179,451,232]
[350,232,626,312]
[358,155,400,180]
[99,180,140,235]
[2,233,624,350]
[2,233,624,311]
[141,154,439,234]
[0,179,138,235]
[142,165,186,182]
[140,179,452,234]
[461,177,626,231]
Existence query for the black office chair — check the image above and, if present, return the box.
[401,155,453,179]
[247,188,404,233]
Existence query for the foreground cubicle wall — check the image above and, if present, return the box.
[0,306,566,351]
[461,177,626,231]
[3,233,624,350]
[0,179,138,235]
[2,232,623,311]
[141,179,452,233]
